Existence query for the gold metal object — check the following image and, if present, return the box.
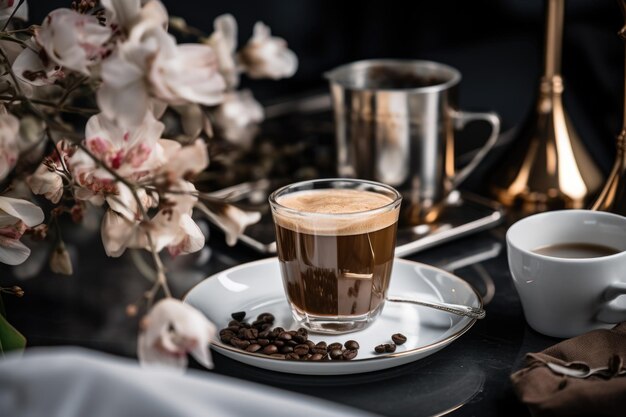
[490,0,603,212]
[591,0,626,215]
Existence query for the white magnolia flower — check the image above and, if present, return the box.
[198,202,261,247]
[69,112,165,193]
[238,22,297,79]
[102,0,167,35]
[98,21,225,127]
[36,8,112,75]
[0,196,44,265]
[26,162,64,204]
[13,38,65,86]
[0,110,19,181]
[206,14,239,89]
[138,298,217,371]
[0,0,28,22]
[213,90,264,145]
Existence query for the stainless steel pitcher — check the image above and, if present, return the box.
[325,59,500,220]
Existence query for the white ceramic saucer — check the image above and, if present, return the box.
[185,257,481,375]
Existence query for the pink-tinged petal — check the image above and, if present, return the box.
[239,21,298,80]
[97,55,150,127]
[36,9,112,75]
[212,90,264,144]
[162,139,208,178]
[100,209,136,257]
[168,214,205,256]
[138,0,168,29]
[101,0,141,31]
[206,14,239,88]
[13,39,64,86]
[0,196,44,227]
[0,112,19,180]
[0,236,30,265]
[137,299,216,371]
[26,163,64,204]
[150,43,226,106]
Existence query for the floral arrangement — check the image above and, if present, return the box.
[0,0,297,370]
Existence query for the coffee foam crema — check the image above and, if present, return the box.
[273,189,399,235]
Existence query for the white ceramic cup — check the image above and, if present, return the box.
[506,209,626,338]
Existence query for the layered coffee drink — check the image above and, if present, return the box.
[270,180,401,334]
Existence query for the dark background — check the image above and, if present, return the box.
[34,0,625,173]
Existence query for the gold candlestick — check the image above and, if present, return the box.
[490,0,603,212]
[591,0,626,215]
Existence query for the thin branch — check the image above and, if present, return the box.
[1,0,26,32]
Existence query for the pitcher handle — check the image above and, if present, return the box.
[451,110,501,188]
[597,282,626,324]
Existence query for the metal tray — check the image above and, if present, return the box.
[212,182,503,257]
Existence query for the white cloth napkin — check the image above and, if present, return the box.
[0,347,378,417]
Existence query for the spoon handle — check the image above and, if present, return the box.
[386,296,486,320]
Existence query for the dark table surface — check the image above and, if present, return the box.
[0,99,563,417]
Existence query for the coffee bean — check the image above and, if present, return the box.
[227,325,240,333]
[273,327,285,334]
[315,342,327,350]
[252,320,264,328]
[310,353,325,361]
[344,340,359,350]
[246,344,262,353]
[297,327,308,337]
[258,313,275,323]
[306,340,316,349]
[342,349,358,360]
[270,353,286,359]
[220,333,234,343]
[230,338,250,350]
[261,323,272,330]
[228,320,241,327]
[330,349,343,360]
[263,344,278,354]
[257,338,270,346]
[311,347,327,355]
[384,343,396,353]
[374,344,385,353]
[280,346,294,354]
[293,335,307,344]
[278,332,292,341]
[274,340,285,347]
[327,342,343,352]
[231,311,246,321]
[241,328,258,340]
[286,353,300,360]
[294,344,310,355]
[350,301,357,314]
[258,329,271,339]
[391,333,407,345]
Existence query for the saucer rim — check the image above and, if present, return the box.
[183,257,483,365]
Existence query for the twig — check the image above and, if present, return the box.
[1,0,26,32]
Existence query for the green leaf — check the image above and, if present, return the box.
[0,313,26,355]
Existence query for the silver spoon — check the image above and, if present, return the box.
[546,362,626,379]
[386,296,486,320]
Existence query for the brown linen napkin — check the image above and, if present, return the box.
[510,322,626,417]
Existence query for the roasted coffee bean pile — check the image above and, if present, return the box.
[219,311,360,361]
[374,333,407,354]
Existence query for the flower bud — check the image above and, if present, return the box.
[50,242,73,275]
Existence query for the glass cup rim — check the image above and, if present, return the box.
[268,178,402,219]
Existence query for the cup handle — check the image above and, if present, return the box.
[597,282,626,324]
[451,110,501,188]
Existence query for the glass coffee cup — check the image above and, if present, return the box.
[269,178,402,334]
